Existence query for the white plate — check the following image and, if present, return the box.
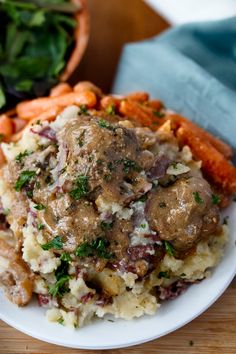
[0,204,236,350]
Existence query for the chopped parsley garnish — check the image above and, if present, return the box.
[79,104,88,114]
[58,317,64,325]
[48,275,70,298]
[34,203,46,210]
[106,104,116,115]
[153,110,165,118]
[41,236,63,251]
[37,223,44,230]
[35,181,41,189]
[158,271,170,279]
[98,119,115,131]
[75,237,112,259]
[15,170,36,191]
[138,194,148,202]
[193,191,203,204]
[60,252,72,262]
[77,129,86,147]
[212,194,221,205]
[140,223,147,229]
[159,202,166,208]
[123,159,141,174]
[101,221,113,231]
[15,150,32,163]
[164,241,174,257]
[70,175,89,200]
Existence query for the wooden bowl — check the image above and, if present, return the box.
[60,0,90,82]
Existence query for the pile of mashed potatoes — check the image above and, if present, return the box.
[0,105,228,328]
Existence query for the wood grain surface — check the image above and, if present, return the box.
[1,1,235,353]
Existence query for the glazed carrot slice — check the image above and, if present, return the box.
[119,100,165,127]
[16,90,97,120]
[147,99,164,111]
[167,113,233,159]
[125,92,149,103]
[100,96,121,111]
[176,122,236,194]
[0,115,13,139]
[10,107,62,142]
[50,83,72,97]
[12,118,27,134]
[73,81,103,97]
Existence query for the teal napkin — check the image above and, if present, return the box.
[113,17,236,156]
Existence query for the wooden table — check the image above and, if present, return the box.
[1,1,236,353]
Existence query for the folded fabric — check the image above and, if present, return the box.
[113,17,236,157]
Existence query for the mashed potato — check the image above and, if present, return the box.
[0,106,228,328]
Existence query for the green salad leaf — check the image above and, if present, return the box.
[0,0,77,109]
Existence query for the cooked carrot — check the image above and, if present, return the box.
[73,81,103,97]
[0,147,6,166]
[12,118,27,134]
[147,99,164,111]
[167,113,233,159]
[176,123,236,194]
[119,100,165,127]
[0,115,13,139]
[125,92,149,103]
[50,83,72,97]
[11,107,62,142]
[16,90,97,120]
[100,96,121,111]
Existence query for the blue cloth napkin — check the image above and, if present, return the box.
[113,17,236,157]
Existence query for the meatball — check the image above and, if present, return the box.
[40,195,102,252]
[60,115,150,205]
[146,176,220,252]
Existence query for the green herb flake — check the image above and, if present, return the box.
[48,275,70,298]
[193,191,203,204]
[35,181,41,189]
[101,221,113,231]
[15,150,32,163]
[164,241,174,257]
[41,236,63,251]
[138,194,148,202]
[69,175,89,200]
[159,202,166,208]
[153,110,165,118]
[123,159,141,174]
[37,223,44,230]
[75,237,112,259]
[34,203,46,210]
[15,170,36,191]
[57,317,64,325]
[98,119,115,131]
[140,223,147,229]
[77,129,86,147]
[211,194,221,205]
[106,104,116,115]
[60,252,72,262]
[79,104,88,114]
[158,271,170,279]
